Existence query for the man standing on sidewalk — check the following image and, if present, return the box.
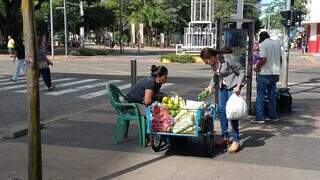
[251,31,281,124]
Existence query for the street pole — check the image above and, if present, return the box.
[236,0,243,29]
[50,0,54,58]
[21,0,42,179]
[282,0,291,88]
[119,0,124,54]
[63,0,68,56]
[80,1,84,49]
[131,59,137,87]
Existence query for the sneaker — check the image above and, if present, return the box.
[250,119,266,124]
[48,86,55,91]
[265,117,280,122]
[10,78,16,82]
[227,142,240,154]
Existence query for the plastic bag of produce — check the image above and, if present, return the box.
[226,93,247,120]
[172,113,194,134]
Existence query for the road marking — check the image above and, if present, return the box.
[79,82,175,99]
[15,78,77,93]
[0,83,27,91]
[38,78,97,91]
[0,76,26,83]
[79,83,131,99]
[46,80,122,96]
[0,79,26,86]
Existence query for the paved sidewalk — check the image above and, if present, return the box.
[1,53,320,180]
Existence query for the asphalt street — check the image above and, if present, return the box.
[0,55,211,137]
[1,52,320,180]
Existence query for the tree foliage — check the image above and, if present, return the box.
[262,0,307,30]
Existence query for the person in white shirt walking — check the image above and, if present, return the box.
[251,31,282,124]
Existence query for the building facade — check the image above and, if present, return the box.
[302,0,320,53]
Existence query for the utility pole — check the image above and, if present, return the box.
[63,0,68,56]
[21,0,42,179]
[50,0,54,58]
[282,0,291,88]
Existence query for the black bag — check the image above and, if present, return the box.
[277,88,292,113]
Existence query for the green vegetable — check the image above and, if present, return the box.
[197,90,209,100]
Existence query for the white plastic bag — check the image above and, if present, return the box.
[226,93,247,120]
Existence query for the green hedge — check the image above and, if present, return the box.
[159,54,195,63]
[70,48,111,56]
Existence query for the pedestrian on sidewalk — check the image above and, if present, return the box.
[37,36,55,91]
[251,31,281,124]
[7,36,15,57]
[200,47,246,154]
[10,39,25,82]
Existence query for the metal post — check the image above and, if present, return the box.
[246,21,254,115]
[80,1,84,49]
[282,0,291,88]
[131,59,137,87]
[119,0,124,54]
[236,0,243,29]
[50,0,54,58]
[215,18,223,104]
[63,0,68,56]
[21,0,42,179]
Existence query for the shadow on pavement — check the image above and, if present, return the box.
[96,155,170,180]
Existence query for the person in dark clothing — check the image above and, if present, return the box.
[125,65,168,106]
[10,39,25,82]
[37,36,55,91]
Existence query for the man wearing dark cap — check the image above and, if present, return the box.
[251,31,282,124]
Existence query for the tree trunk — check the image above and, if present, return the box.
[21,0,42,179]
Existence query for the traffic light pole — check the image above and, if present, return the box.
[281,0,291,89]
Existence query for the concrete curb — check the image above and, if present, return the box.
[1,123,45,139]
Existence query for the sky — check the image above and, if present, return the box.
[260,0,272,4]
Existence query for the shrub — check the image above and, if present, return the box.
[70,48,111,56]
[159,54,195,63]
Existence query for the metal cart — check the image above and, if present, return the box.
[146,103,218,157]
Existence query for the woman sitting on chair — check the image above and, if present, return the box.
[125,65,168,106]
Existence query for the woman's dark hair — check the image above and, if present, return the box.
[259,31,270,43]
[151,65,168,77]
[200,47,233,60]
[200,48,218,59]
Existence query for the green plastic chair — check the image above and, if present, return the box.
[106,83,146,147]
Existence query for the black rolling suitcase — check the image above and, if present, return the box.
[276,88,292,113]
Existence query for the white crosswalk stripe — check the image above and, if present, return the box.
[79,83,131,99]
[1,76,176,100]
[0,83,27,91]
[0,79,26,86]
[46,80,122,96]
[0,76,25,83]
[79,82,175,99]
[44,79,98,90]
[14,78,77,93]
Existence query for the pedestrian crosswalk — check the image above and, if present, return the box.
[0,75,175,100]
